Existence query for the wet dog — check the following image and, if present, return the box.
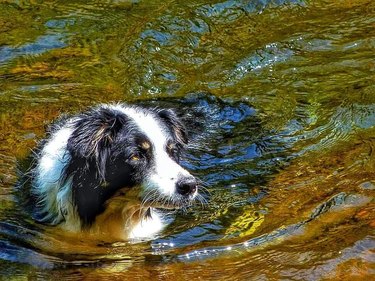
[30,104,199,241]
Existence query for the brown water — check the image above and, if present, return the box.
[0,0,374,280]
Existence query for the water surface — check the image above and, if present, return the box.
[0,0,374,280]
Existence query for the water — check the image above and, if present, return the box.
[1,0,374,280]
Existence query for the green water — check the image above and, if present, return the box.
[0,0,374,280]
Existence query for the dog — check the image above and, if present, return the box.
[29,104,199,241]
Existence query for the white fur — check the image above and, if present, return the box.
[33,121,77,227]
[128,209,164,240]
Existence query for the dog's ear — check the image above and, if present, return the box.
[67,107,128,180]
[157,109,188,145]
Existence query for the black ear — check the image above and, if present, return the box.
[67,107,128,180]
[157,108,188,145]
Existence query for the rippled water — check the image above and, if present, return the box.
[1,0,374,280]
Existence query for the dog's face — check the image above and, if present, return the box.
[64,105,197,226]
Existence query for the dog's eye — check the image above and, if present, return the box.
[167,143,180,160]
[130,154,140,161]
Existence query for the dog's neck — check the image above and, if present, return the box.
[90,193,164,241]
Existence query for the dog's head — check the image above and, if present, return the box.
[64,105,198,226]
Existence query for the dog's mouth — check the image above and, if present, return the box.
[111,187,197,210]
[147,200,189,210]
[141,193,197,210]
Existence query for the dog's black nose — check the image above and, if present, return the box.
[176,178,197,196]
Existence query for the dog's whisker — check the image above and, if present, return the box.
[195,193,208,208]
[141,189,157,206]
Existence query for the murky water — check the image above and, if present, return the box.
[1,0,374,280]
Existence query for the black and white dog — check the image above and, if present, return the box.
[30,104,199,241]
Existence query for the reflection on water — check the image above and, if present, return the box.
[0,0,374,280]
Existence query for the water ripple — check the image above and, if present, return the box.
[196,0,306,22]
[0,34,66,65]
[151,192,371,262]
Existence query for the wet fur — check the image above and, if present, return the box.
[28,104,199,241]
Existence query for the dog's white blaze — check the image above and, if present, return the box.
[33,124,75,225]
[116,105,192,196]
